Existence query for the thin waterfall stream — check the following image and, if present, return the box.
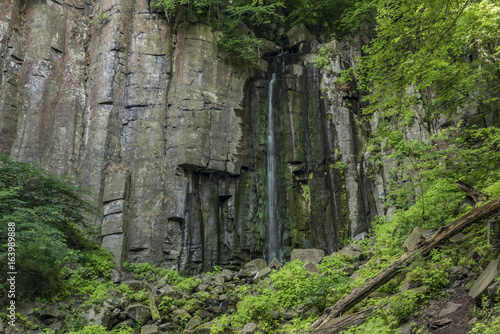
[267,69,278,262]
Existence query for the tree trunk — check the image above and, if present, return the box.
[311,197,500,331]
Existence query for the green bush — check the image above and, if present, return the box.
[0,155,106,299]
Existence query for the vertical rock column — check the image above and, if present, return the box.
[79,0,134,228]
[120,0,171,265]
[2,0,89,176]
[0,0,21,154]
[101,167,130,266]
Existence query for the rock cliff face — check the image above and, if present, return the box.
[0,0,385,273]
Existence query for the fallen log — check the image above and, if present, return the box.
[455,180,484,205]
[310,197,500,331]
[308,306,381,334]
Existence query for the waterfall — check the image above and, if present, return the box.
[267,71,278,262]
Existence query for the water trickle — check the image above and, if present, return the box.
[267,70,278,262]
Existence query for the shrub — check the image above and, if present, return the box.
[0,155,103,299]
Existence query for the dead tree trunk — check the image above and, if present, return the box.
[311,197,500,331]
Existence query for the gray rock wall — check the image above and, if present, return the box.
[1,0,396,272]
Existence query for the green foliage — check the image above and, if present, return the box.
[212,257,350,333]
[285,0,356,36]
[388,290,424,321]
[90,10,110,25]
[231,292,281,332]
[341,310,399,334]
[122,262,171,282]
[349,0,500,127]
[0,155,107,299]
[281,316,316,333]
[67,325,133,334]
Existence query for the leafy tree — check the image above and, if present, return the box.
[150,0,361,61]
[0,155,104,298]
[284,0,358,37]
[344,0,500,125]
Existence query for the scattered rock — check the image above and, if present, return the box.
[111,269,121,283]
[284,312,295,320]
[172,309,192,325]
[467,250,480,263]
[438,302,462,317]
[467,317,478,329]
[254,267,272,280]
[269,258,283,270]
[430,318,453,329]
[342,266,355,276]
[352,232,369,241]
[125,303,151,323]
[185,316,203,332]
[403,227,434,252]
[401,273,421,293]
[141,324,158,334]
[486,281,500,301]
[122,280,150,293]
[287,24,316,45]
[245,259,268,273]
[291,249,325,263]
[303,262,320,273]
[450,233,465,243]
[242,322,262,334]
[259,38,278,54]
[41,304,62,319]
[213,274,225,285]
[338,244,363,259]
[193,321,216,334]
[197,309,213,320]
[468,256,500,302]
[399,320,416,334]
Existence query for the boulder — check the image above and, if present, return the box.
[197,309,213,320]
[259,38,278,54]
[283,311,295,320]
[242,322,262,334]
[245,259,267,273]
[213,274,225,285]
[41,304,62,319]
[487,281,500,301]
[254,267,272,280]
[147,292,161,321]
[221,269,233,281]
[291,249,325,264]
[399,320,416,334]
[469,257,500,302]
[172,308,192,325]
[269,258,283,270]
[403,227,434,252]
[141,324,159,334]
[287,24,316,45]
[353,232,369,241]
[81,303,120,329]
[338,245,362,259]
[438,302,462,317]
[350,244,364,252]
[193,322,216,334]
[212,286,224,294]
[125,303,151,323]
[449,233,465,243]
[184,316,203,332]
[303,262,320,273]
[122,280,151,293]
[401,272,420,293]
